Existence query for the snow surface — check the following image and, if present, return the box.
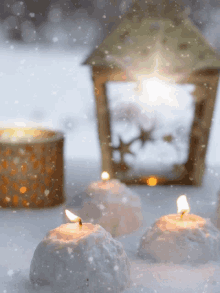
[138,217,220,264]
[1,159,220,293]
[0,43,220,292]
[30,223,131,293]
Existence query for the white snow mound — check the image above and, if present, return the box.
[138,217,220,264]
[64,179,143,237]
[30,224,131,293]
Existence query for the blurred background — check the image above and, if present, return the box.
[0,0,219,45]
[0,0,220,166]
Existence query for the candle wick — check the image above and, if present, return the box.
[79,218,82,229]
[180,211,185,219]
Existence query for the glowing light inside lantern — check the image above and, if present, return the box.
[147,177,158,186]
[138,77,179,108]
[134,52,180,109]
[65,209,82,226]
[101,171,110,182]
[177,195,190,215]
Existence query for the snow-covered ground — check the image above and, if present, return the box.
[0,43,220,292]
[1,159,220,293]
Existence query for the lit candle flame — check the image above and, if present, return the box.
[65,210,82,227]
[147,176,158,186]
[177,195,190,218]
[101,171,110,182]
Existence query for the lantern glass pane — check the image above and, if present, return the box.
[107,81,195,181]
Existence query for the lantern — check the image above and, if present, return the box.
[84,0,220,185]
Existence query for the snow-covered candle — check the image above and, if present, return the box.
[64,172,143,237]
[30,210,131,293]
[138,195,220,264]
[158,195,206,231]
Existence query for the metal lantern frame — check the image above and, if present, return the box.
[91,67,219,186]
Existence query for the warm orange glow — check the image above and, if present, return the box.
[65,209,82,226]
[13,195,19,206]
[177,195,190,215]
[0,128,43,142]
[157,214,205,231]
[49,223,96,242]
[101,171,110,182]
[22,199,29,207]
[20,186,27,193]
[147,177,158,186]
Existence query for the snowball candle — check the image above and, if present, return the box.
[64,172,143,237]
[138,195,220,264]
[30,210,131,293]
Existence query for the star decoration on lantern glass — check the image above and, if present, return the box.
[112,122,158,173]
[113,137,135,162]
[128,123,156,146]
[163,134,173,143]
[138,125,155,146]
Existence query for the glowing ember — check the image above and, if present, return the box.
[147,177,158,186]
[65,210,82,226]
[177,195,190,215]
[101,171,110,181]
[20,186,27,194]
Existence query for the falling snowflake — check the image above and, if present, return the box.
[67,247,73,254]
[122,197,128,203]
[99,204,105,210]
[7,269,14,277]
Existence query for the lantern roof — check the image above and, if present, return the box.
[84,0,220,78]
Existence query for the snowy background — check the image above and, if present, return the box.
[0,44,220,292]
[0,0,220,292]
[0,43,219,165]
